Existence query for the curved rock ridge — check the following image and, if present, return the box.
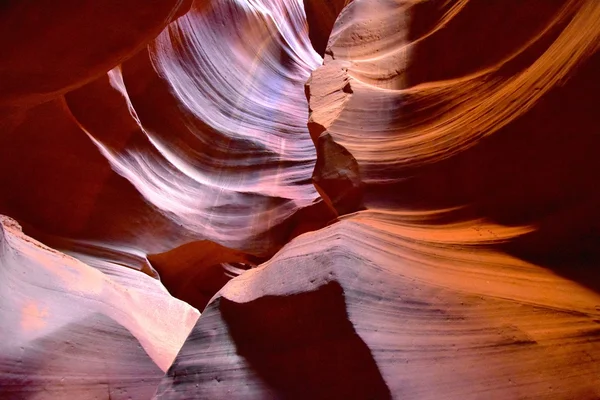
[0,0,332,263]
[62,0,332,257]
[157,215,600,399]
[305,0,600,266]
[308,0,600,188]
[157,0,600,398]
[0,215,199,399]
[0,97,209,271]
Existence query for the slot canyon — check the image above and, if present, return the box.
[1,0,599,398]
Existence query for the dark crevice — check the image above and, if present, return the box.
[148,240,260,312]
[302,0,349,57]
[220,281,392,399]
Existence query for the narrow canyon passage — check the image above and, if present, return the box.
[1,0,599,399]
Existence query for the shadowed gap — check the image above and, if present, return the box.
[220,281,391,399]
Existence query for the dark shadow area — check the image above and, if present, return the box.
[313,132,366,216]
[220,281,391,399]
[500,186,600,295]
[406,0,568,85]
[505,249,600,296]
[149,240,258,311]
[302,0,347,57]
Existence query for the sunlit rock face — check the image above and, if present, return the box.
[162,217,600,399]
[0,216,198,398]
[68,0,328,256]
[1,0,600,398]
[0,0,331,263]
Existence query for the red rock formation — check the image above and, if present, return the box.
[160,0,600,397]
[161,216,600,398]
[1,0,600,398]
[147,241,258,311]
[304,0,600,290]
[0,0,192,107]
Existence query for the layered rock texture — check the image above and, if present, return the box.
[1,0,600,398]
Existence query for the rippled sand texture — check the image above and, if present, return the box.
[1,0,600,398]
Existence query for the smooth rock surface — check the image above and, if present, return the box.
[0,216,199,398]
[158,214,600,398]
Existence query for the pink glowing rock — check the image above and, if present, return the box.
[0,216,198,398]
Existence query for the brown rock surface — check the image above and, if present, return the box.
[0,0,192,107]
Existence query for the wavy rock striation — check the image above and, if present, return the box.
[159,0,600,398]
[160,215,600,398]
